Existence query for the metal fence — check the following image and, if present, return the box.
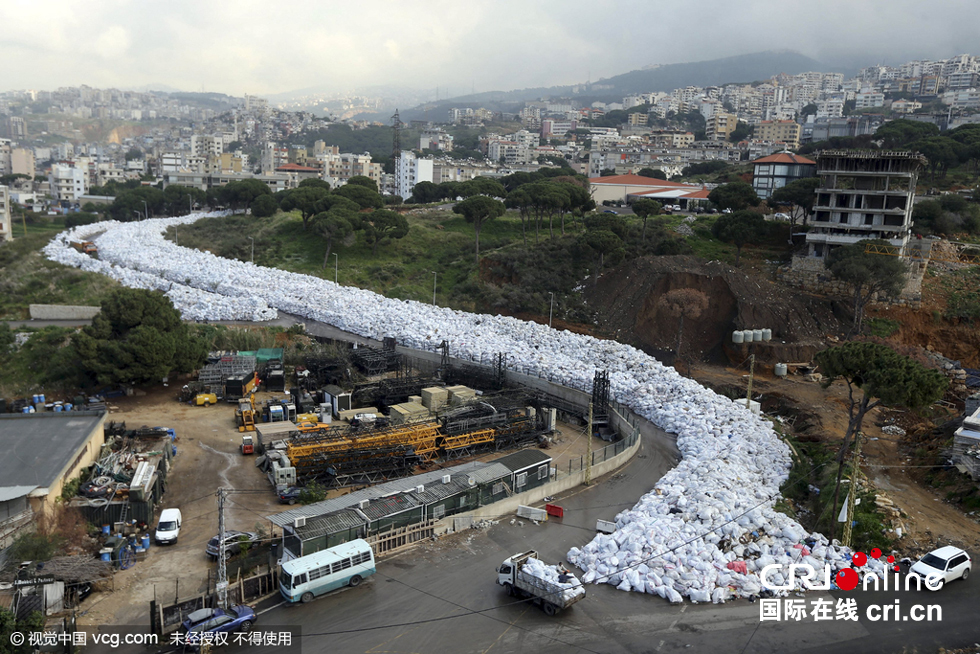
[553,409,640,481]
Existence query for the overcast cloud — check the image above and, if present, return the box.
[3,0,979,97]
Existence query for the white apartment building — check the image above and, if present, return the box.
[0,185,12,243]
[394,152,433,200]
[11,148,35,177]
[48,164,87,201]
[855,91,885,109]
[0,139,10,176]
[488,140,532,166]
[190,135,223,159]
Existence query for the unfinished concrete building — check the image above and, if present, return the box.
[803,150,927,260]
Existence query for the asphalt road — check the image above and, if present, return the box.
[209,419,979,654]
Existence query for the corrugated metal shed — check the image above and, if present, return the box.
[411,477,472,504]
[360,493,419,520]
[466,462,511,485]
[295,509,366,540]
[492,449,552,474]
[268,460,489,527]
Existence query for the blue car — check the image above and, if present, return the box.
[181,605,256,646]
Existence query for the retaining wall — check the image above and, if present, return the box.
[29,304,101,320]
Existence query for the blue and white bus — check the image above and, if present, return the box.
[280,539,376,603]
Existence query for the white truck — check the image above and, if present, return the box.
[495,550,586,616]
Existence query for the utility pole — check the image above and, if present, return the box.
[584,402,593,486]
[432,271,437,305]
[333,253,339,284]
[744,354,755,411]
[841,431,862,548]
[216,488,228,608]
[249,236,254,263]
[548,292,555,329]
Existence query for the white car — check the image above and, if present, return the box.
[908,545,971,590]
[154,508,182,545]
[773,212,790,220]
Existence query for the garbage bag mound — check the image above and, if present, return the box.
[44,212,878,602]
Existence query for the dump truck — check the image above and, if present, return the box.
[70,241,98,256]
[496,550,585,616]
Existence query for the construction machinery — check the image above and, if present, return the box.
[70,241,98,256]
[241,434,255,455]
[236,396,256,433]
[195,393,218,407]
[284,393,545,487]
[225,372,259,403]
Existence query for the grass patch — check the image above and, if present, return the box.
[0,220,119,320]
[866,317,901,338]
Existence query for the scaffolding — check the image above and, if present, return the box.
[197,355,257,395]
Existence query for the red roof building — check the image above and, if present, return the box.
[751,153,817,200]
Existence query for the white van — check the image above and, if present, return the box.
[155,508,182,545]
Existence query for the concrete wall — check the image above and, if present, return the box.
[29,304,101,320]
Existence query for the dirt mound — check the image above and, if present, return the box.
[585,255,847,363]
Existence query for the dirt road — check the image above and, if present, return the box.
[690,362,980,551]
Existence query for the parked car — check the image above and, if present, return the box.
[773,212,790,220]
[602,209,618,214]
[181,605,256,647]
[909,546,971,590]
[278,487,304,505]
[206,531,259,560]
[155,508,182,545]
[722,208,732,214]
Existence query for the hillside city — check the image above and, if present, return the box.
[2,43,980,654]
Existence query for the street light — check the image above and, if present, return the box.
[248,236,254,263]
[548,292,555,328]
[432,271,437,305]
[333,253,338,284]
[142,200,148,221]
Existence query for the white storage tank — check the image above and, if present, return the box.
[762,328,772,342]
[752,329,763,342]
[774,363,788,377]
[732,330,744,344]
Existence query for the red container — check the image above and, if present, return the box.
[545,504,564,518]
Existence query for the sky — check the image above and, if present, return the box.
[3,0,980,99]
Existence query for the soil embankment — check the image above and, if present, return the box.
[586,255,847,363]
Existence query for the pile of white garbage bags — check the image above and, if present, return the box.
[520,557,586,603]
[44,213,882,602]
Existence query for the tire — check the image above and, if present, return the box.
[301,592,314,603]
[503,583,514,597]
[288,499,296,505]
[962,568,969,581]
[930,579,944,591]
[349,575,362,588]
[240,621,252,632]
[204,401,210,407]
[542,602,558,617]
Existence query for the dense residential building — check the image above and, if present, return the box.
[0,185,12,243]
[0,138,9,175]
[315,146,383,186]
[751,153,817,199]
[394,151,433,199]
[706,112,738,141]
[48,164,87,201]
[419,128,454,151]
[755,120,802,150]
[804,150,926,259]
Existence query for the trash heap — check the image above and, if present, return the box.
[521,557,586,603]
[45,214,886,603]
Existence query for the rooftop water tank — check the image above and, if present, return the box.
[732,330,744,344]
[775,363,788,377]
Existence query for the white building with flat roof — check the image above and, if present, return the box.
[395,152,433,200]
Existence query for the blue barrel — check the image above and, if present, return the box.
[65,403,73,411]
[54,405,63,412]
[22,406,30,413]
[171,445,177,457]
[32,394,39,404]
[102,524,110,535]
[142,534,150,549]
[38,394,45,403]
[100,550,111,562]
